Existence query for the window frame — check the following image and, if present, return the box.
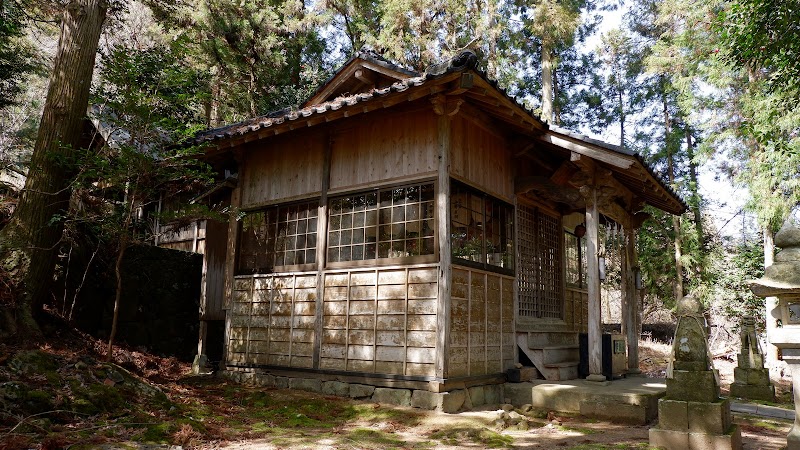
[450,180,515,276]
[325,179,438,269]
[235,198,320,275]
[564,229,587,289]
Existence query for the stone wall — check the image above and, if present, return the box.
[71,245,203,360]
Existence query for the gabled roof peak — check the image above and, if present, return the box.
[302,48,419,107]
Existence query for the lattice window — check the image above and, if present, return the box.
[328,182,435,264]
[518,205,563,319]
[237,200,319,274]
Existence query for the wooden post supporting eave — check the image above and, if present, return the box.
[432,95,459,382]
[581,183,605,382]
[622,221,641,374]
[221,151,243,368]
[313,136,333,369]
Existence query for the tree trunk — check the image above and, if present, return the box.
[663,90,684,300]
[618,88,626,150]
[541,43,553,124]
[106,234,128,361]
[552,60,561,125]
[685,129,704,248]
[0,0,107,335]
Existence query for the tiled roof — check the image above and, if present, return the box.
[194,50,685,213]
[194,50,544,143]
[195,75,429,143]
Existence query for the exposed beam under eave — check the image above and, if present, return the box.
[540,133,635,169]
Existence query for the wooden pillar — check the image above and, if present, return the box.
[623,223,641,374]
[582,184,605,382]
[432,95,459,381]
[312,136,333,369]
[221,152,243,367]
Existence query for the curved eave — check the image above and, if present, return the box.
[545,127,686,216]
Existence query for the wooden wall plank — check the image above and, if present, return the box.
[240,132,325,207]
[449,115,513,201]
[444,267,515,377]
[329,111,438,191]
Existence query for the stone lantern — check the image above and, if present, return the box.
[750,218,800,450]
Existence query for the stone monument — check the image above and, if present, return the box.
[750,217,800,450]
[729,316,775,401]
[649,293,742,450]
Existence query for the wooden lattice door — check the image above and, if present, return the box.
[517,203,563,319]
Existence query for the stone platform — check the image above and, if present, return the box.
[504,377,667,424]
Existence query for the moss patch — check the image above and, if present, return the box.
[430,426,515,448]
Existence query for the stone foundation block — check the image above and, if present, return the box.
[650,427,690,449]
[411,390,465,413]
[688,400,731,434]
[275,376,289,389]
[650,426,742,450]
[253,373,276,387]
[733,367,771,386]
[348,384,375,399]
[321,381,350,397]
[240,371,256,385]
[440,390,467,413]
[729,382,776,402]
[737,353,763,368]
[372,387,412,406]
[289,377,322,393]
[411,390,439,410]
[468,385,485,406]
[687,425,742,450]
[658,399,689,430]
[667,371,719,402]
[580,401,648,425]
[503,383,532,406]
[484,384,503,405]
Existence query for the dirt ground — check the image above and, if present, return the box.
[0,328,795,450]
[201,339,795,450]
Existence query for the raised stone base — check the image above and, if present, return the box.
[657,399,732,434]
[649,425,742,450]
[221,369,503,413]
[730,382,776,402]
[733,367,771,386]
[667,370,720,402]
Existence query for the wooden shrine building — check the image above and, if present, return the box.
[181,50,685,392]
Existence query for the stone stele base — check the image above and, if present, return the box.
[730,381,776,402]
[649,425,743,450]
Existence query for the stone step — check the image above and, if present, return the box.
[525,331,579,349]
[542,346,580,365]
[504,377,666,425]
[517,334,580,381]
[543,360,580,368]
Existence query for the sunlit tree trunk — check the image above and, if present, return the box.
[541,43,553,123]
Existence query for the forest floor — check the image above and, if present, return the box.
[0,318,795,450]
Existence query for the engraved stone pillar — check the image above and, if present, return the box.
[649,294,742,450]
[729,316,775,401]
